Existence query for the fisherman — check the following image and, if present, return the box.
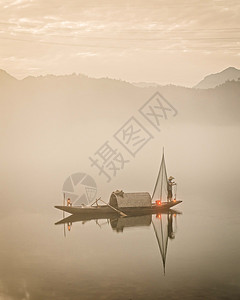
[167,176,176,201]
[67,198,72,207]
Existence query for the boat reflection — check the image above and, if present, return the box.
[110,214,152,232]
[55,209,181,274]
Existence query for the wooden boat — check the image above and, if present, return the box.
[55,150,182,216]
[55,208,181,225]
[55,200,182,215]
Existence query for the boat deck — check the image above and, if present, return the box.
[55,200,182,215]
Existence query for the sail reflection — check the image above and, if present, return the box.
[55,209,181,274]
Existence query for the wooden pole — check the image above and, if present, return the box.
[91,197,101,207]
[99,198,127,217]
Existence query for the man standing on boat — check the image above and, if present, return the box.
[167,176,176,201]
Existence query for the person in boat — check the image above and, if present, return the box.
[167,176,176,201]
[67,198,72,207]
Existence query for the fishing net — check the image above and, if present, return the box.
[152,152,168,203]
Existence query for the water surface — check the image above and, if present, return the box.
[1,125,239,299]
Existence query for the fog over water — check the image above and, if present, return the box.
[1,0,240,298]
[0,75,240,299]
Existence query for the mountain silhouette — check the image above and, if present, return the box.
[194,67,240,89]
[0,68,239,214]
[0,69,239,128]
[0,69,18,84]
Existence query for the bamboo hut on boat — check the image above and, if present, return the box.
[109,190,152,208]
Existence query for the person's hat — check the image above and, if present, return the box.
[169,176,174,180]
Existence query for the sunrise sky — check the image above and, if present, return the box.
[0,0,239,86]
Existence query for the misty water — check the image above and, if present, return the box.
[1,115,240,299]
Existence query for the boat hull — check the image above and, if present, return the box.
[55,208,181,225]
[55,200,182,215]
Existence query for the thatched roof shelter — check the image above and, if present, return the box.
[109,190,152,208]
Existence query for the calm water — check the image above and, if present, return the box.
[1,125,240,299]
[0,198,239,299]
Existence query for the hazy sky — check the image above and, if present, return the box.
[0,0,239,86]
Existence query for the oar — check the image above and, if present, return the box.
[91,198,100,207]
[99,198,127,217]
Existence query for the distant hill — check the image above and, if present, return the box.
[0,69,239,216]
[0,69,17,84]
[0,69,239,127]
[131,81,160,88]
[194,67,240,89]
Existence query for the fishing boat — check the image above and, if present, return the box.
[55,151,182,216]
